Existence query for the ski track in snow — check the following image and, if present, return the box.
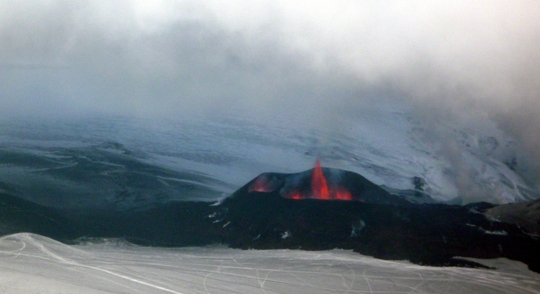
[0,233,539,294]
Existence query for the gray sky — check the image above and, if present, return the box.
[1,1,540,183]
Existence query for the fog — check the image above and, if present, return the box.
[1,1,539,187]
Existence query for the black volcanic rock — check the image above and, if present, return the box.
[217,186,540,272]
[245,165,410,205]
[485,199,540,236]
[1,167,539,273]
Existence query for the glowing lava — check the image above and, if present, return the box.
[312,160,329,199]
[249,176,271,192]
[248,160,354,201]
[287,159,353,201]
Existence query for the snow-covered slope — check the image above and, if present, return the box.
[318,103,539,204]
[0,101,537,205]
[0,233,538,294]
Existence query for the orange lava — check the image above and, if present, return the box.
[249,176,273,192]
[249,160,354,201]
[331,189,353,201]
[286,159,353,201]
[287,191,303,200]
[312,159,330,199]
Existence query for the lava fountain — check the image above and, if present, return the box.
[248,159,354,201]
[298,159,353,201]
[311,160,330,199]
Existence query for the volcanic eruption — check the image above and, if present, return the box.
[246,159,399,202]
[285,159,353,201]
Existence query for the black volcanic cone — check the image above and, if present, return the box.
[1,166,539,273]
[217,167,540,272]
[241,165,410,205]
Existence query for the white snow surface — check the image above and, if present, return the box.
[1,100,538,205]
[136,104,537,204]
[1,233,539,294]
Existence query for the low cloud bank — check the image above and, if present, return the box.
[1,1,539,187]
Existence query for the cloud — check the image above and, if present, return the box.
[1,0,539,185]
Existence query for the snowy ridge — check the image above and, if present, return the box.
[249,104,539,204]
[1,109,538,205]
[1,233,539,294]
